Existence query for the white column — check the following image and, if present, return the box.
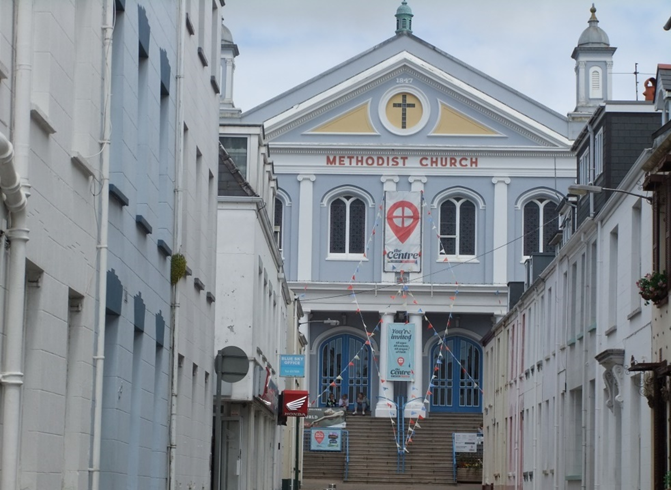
[297,175,315,281]
[492,177,510,284]
[405,312,424,418]
[247,406,256,489]
[375,311,396,417]
[578,61,587,106]
[606,61,614,100]
[224,58,234,103]
[408,176,426,285]
[299,311,311,394]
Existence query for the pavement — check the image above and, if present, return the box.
[301,479,483,490]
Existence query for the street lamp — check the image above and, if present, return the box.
[567,184,652,204]
[298,318,340,326]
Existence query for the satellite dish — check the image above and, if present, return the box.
[215,346,249,383]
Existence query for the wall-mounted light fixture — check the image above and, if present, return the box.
[567,184,652,204]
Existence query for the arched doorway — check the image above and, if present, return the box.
[318,334,371,409]
[430,336,482,413]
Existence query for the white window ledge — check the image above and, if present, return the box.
[437,255,479,264]
[326,254,368,262]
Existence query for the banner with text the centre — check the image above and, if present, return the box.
[384,191,422,272]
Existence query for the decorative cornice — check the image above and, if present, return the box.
[410,70,558,147]
[270,146,572,159]
[267,68,405,139]
[266,64,569,148]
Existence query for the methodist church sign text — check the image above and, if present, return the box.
[325,155,479,168]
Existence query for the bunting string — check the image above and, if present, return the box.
[304,189,555,454]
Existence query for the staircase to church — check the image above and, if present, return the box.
[302,413,482,484]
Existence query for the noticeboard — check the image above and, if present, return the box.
[454,432,478,453]
[310,428,342,451]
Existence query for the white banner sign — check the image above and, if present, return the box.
[454,432,478,453]
[384,191,421,272]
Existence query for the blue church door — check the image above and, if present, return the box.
[318,334,370,409]
[430,336,482,413]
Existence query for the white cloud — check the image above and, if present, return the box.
[223,0,670,115]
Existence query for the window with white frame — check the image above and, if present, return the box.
[523,198,559,256]
[274,197,283,253]
[329,195,366,257]
[594,129,604,178]
[439,197,476,257]
[579,147,591,184]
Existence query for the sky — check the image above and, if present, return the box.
[221,0,670,116]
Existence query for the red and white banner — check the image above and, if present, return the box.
[384,191,421,272]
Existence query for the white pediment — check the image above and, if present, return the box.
[263,51,572,148]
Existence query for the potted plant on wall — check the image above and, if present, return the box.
[456,454,483,483]
[637,271,667,306]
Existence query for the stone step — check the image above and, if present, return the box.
[303,413,481,484]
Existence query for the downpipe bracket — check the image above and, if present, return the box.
[0,372,24,385]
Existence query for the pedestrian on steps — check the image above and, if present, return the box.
[354,391,369,415]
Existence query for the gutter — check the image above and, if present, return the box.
[0,131,29,490]
[168,1,186,487]
[0,1,32,488]
[90,1,114,488]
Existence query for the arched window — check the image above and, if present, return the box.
[523,198,559,255]
[329,195,366,256]
[589,67,602,99]
[439,197,476,257]
[274,197,283,252]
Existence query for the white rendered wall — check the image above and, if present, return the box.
[0,2,102,489]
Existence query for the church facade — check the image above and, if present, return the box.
[222,2,604,421]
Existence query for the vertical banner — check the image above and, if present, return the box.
[386,322,415,381]
[384,191,422,272]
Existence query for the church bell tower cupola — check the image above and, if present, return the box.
[395,0,413,35]
[570,4,616,116]
[220,19,242,118]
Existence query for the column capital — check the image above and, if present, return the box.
[380,175,399,183]
[408,175,427,184]
[297,174,315,182]
[491,177,511,185]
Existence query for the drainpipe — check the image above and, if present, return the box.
[581,234,589,490]
[587,124,595,218]
[0,132,29,490]
[553,337,560,490]
[168,1,186,488]
[0,0,32,488]
[593,221,603,490]
[90,1,114,489]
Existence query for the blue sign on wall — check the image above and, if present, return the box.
[279,355,305,377]
[310,428,342,451]
[386,323,415,381]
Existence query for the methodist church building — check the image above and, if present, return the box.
[222,2,607,419]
